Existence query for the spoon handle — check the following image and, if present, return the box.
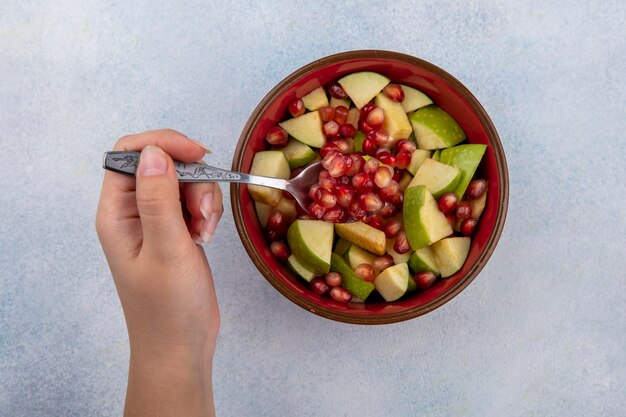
[103,151,289,190]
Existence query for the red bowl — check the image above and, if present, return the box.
[231,50,508,324]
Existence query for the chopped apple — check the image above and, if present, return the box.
[287,255,317,283]
[431,237,471,277]
[407,149,431,175]
[410,105,466,150]
[374,263,409,302]
[469,184,488,219]
[439,144,487,199]
[333,238,352,256]
[403,185,453,250]
[407,158,462,198]
[338,71,390,109]
[280,138,316,169]
[347,107,360,128]
[408,246,440,275]
[279,111,325,148]
[400,85,433,112]
[398,171,413,192]
[255,201,272,228]
[335,222,386,255]
[286,220,334,274]
[248,151,290,206]
[386,239,411,264]
[347,245,377,269]
[375,93,413,140]
[330,96,350,109]
[330,253,375,300]
[302,87,329,111]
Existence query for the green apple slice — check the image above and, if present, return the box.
[373,263,409,302]
[347,245,377,269]
[403,185,453,250]
[248,151,291,206]
[398,171,413,192]
[439,144,487,199]
[469,184,488,219]
[255,202,272,228]
[353,131,366,152]
[329,96,350,109]
[280,138,316,169]
[287,255,318,283]
[431,237,471,277]
[375,93,413,140]
[334,238,352,256]
[406,275,418,294]
[410,105,466,150]
[408,246,440,275]
[432,149,441,161]
[407,149,431,175]
[330,253,375,300]
[279,111,325,148]
[302,86,329,111]
[386,239,411,265]
[334,222,386,255]
[400,85,433,112]
[338,71,390,109]
[407,158,462,198]
[286,220,334,274]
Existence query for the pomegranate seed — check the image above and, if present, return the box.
[391,191,404,207]
[330,287,352,303]
[307,201,326,220]
[318,188,337,208]
[308,184,321,200]
[331,138,353,154]
[383,83,405,102]
[265,126,288,147]
[377,151,397,167]
[323,120,340,137]
[319,106,335,121]
[339,123,356,138]
[323,206,345,223]
[354,263,376,282]
[266,210,287,241]
[363,215,383,230]
[321,150,340,170]
[379,202,397,219]
[336,184,355,207]
[270,241,290,262]
[383,219,402,239]
[363,157,380,174]
[362,138,378,156]
[310,278,330,295]
[374,166,393,188]
[366,107,384,128]
[379,181,399,202]
[352,172,374,193]
[373,255,394,272]
[437,192,458,214]
[334,106,349,125]
[359,119,375,134]
[282,190,295,201]
[461,217,478,236]
[395,139,416,153]
[396,150,412,170]
[393,231,410,254]
[467,179,487,199]
[328,82,347,99]
[348,199,366,221]
[325,272,343,287]
[339,175,351,185]
[392,167,402,182]
[288,98,305,117]
[298,214,312,220]
[360,102,375,117]
[345,154,364,176]
[320,142,339,158]
[328,154,350,178]
[376,146,390,156]
[414,271,437,290]
[374,130,391,147]
[360,193,383,213]
[456,201,472,220]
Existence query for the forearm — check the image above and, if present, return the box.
[124,340,215,417]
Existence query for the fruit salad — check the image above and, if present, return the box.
[249,71,488,303]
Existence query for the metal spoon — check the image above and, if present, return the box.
[102,151,321,213]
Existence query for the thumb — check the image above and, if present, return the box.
[135,146,189,256]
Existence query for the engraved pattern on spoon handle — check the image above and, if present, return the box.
[102,151,289,190]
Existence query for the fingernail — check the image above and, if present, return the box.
[138,146,167,176]
[200,192,213,220]
[206,212,219,236]
[192,234,204,245]
[190,139,212,154]
[200,219,213,244]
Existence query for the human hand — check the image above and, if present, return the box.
[96,129,222,416]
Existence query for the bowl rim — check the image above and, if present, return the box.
[231,49,509,324]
